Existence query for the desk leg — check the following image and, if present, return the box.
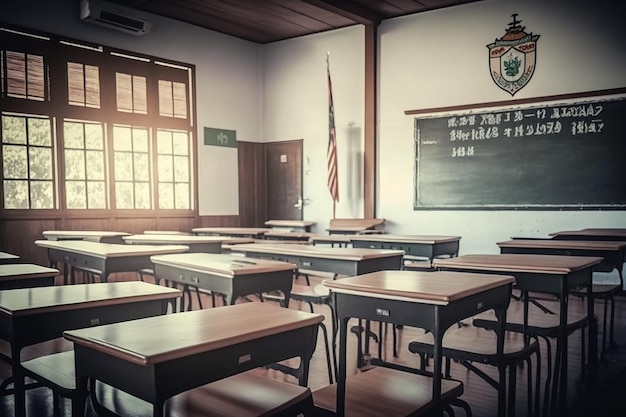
[12,345,25,417]
[71,374,88,417]
[336,317,349,417]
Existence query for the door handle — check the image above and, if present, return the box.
[294,197,303,210]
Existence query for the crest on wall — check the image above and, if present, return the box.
[487,14,540,96]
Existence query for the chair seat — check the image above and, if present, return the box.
[408,326,538,362]
[573,283,621,296]
[312,366,463,417]
[175,371,314,417]
[21,350,75,394]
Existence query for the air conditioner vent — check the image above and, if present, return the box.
[80,0,152,36]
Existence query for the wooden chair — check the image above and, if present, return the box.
[312,365,469,416]
[472,297,588,417]
[21,353,316,417]
[408,325,541,417]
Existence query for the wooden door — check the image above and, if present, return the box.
[265,140,303,221]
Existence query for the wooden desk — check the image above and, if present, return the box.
[264,230,314,242]
[264,220,315,232]
[321,270,514,416]
[497,239,626,280]
[350,234,461,266]
[64,302,323,417]
[0,281,181,417]
[150,253,297,309]
[550,229,626,241]
[433,253,602,416]
[34,240,188,284]
[42,230,130,244]
[192,227,271,239]
[123,234,229,253]
[0,252,19,265]
[229,243,404,277]
[309,234,353,247]
[0,263,58,290]
[326,218,385,235]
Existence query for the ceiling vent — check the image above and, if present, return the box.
[80,0,152,36]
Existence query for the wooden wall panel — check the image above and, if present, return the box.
[237,141,267,227]
[1,219,56,264]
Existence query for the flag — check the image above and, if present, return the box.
[326,55,339,203]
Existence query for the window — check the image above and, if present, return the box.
[1,114,54,209]
[0,24,196,214]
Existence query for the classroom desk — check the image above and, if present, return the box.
[42,230,130,244]
[123,234,228,253]
[264,230,315,242]
[350,234,461,266]
[0,281,181,417]
[264,219,316,232]
[550,229,626,241]
[497,239,626,280]
[192,227,271,239]
[309,234,353,247]
[229,243,404,277]
[321,270,514,416]
[0,263,58,290]
[433,254,602,416]
[151,253,297,309]
[64,302,323,417]
[34,240,189,284]
[0,252,20,265]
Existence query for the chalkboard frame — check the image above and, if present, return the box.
[411,89,626,211]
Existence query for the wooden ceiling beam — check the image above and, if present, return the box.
[301,0,381,25]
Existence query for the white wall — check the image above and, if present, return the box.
[262,27,365,228]
[3,0,261,216]
[376,0,626,258]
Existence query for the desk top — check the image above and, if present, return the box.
[143,230,191,235]
[324,270,514,305]
[350,234,461,244]
[549,229,626,239]
[0,252,20,263]
[498,239,626,250]
[64,302,323,365]
[151,253,297,276]
[0,264,58,282]
[230,243,404,260]
[433,253,602,274]
[123,234,238,245]
[34,240,189,258]
[263,231,314,239]
[192,227,271,236]
[308,234,354,244]
[264,220,315,228]
[42,230,130,241]
[0,281,180,317]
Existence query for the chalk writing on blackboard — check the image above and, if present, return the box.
[414,96,626,209]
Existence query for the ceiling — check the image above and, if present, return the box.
[108,0,483,44]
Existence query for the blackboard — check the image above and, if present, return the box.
[414,96,626,209]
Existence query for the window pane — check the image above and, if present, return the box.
[3,180,28,208]
[133,129,148,152]
[115,182,133,209]
[114,152,132,181]
[67,62,85,106]
[2,115,27,144]
[175,183,189,209]
[86,150,105,180]
[66,180,86,209]
[28,118,51,146]
[157,131,172,154]
[173,82,187,118]
[29,147,52,179]
[30,180,53,209]
[133,76,147,114]
[133,153,150,181]
[158,155,173,181]
[65,149,86,180]
[116,73,132,112]
[85,65,100,108]
[158,183,173,209]
[64,122,85,148]
[26,54,45,100]
[3,145,28,178]
[172,132,188,155]
[6,51,26,98]
[158,80,173,117]
[113,126,132,151]
[135,183,151,209]
[174,156,189,181]
[87,181,106,209]
[85,123,103,149]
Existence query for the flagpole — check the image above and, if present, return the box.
[327,51,339,220]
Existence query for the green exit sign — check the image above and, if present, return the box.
[204,127,237,148]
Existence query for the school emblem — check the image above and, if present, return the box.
[487,14,539,96]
